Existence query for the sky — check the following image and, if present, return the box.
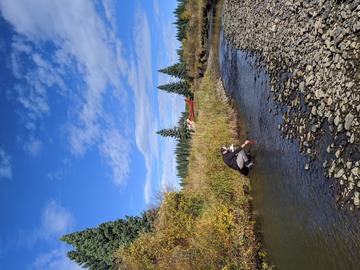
[0,0,183,269]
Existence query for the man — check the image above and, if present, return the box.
[221,140,256,176]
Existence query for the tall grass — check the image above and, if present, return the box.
[114,0,274,269]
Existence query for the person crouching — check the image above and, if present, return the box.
[220,140,255,176]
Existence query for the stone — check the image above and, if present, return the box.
[335,168,345,178]
[334,115,340,126]
[337,124,343,132]
[346,162,352,169]
[351,167,359,176]
[305,163,310,170]
[354,192,360,206]
[344,113,354,130]
[350,134,355,144]
[326,97,333,106]
[335,150,341,158]
[315,89,326,98]
[311,106,317,116]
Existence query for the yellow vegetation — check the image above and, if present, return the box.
[114,1,265,269]
[182,0,208,78]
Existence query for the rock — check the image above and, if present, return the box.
[311,106,317,116]
[305,163,310,170]
[354,192,360,206]
[344,113,354,130]
[315,89,326,98]
[346,162,352,169]
[335,168,345,178]
[337,124,343,132]
[349,134,355,144]
[327,97,333,106]
[310,124,317,133]
[334,115,340,126]
[351,167,359,176]
[335,149,341,158]
[327,145,332,153]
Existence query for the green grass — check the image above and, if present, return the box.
[113,1,276,269]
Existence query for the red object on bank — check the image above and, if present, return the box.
[185,98,195,121]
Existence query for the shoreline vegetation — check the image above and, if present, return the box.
[61,0,273,269]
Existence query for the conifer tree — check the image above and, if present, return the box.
[158,81,193,98]
[156,127,182,139]
[61,209,157,270]
[158,62,187,79]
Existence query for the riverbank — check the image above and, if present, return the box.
[223,0,360,208]
[114,1,274,269]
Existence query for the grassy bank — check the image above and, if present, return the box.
[114,1,273,269]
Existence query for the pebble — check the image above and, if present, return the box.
[344,113,354,130]
[351,167,359,176]
[305,163,310,170]
[354,192,360,206]
[335,168,345,178]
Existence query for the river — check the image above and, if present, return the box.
[219,30,360,270]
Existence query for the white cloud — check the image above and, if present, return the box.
[100,129,130,185]
[24,137,42,156]
[17,200,74,248]
[32,246,82,270]
[129,8,161,204]
[40,200,73,239]
[153,0,160,25]
[0,0,131,186]
[0,148,12,179]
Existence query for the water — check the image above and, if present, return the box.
[219,31,360,270]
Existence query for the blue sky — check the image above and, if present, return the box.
[0,0,183,269]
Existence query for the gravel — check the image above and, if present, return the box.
[223,0,360,208]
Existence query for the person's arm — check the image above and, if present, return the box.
[241,140,256,148]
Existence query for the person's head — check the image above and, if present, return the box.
[220,146,228,155]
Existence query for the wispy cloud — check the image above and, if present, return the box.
[17,200,74,249]
[129,7,160,203]
[40,200,73,239]
[31,246,82,270]
[0,0,131,186]
[100,129,130,185]
[0,148,12,179]
[27,201,79,270]
[152,0,160,25]
[23,137,43,156]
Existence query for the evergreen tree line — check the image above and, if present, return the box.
[156,0,192,183]
[60,209,157,270]
[175,112,191,184]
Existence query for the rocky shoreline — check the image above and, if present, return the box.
[223,0,360,208]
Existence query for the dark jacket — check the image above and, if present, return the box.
[222,148,249,176]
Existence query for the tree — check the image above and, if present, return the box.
[157,81,193,98]
[156,127,182,139]
[157,125,191,140]
[158,62,187,79]
[61,209,157,270]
